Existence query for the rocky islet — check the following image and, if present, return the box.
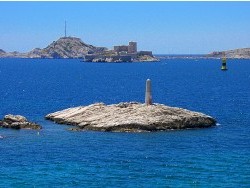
[0,114,41,130]
[45,102,216,132]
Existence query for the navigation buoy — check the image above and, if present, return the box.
[221,53,227,71]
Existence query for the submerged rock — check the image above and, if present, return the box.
[0,114,41,130]
[68,127,83,131]
[45,102,216,132]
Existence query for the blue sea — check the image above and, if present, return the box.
[0,58,249,187]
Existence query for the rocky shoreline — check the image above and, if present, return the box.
[45,102,216,132]
[86,55,159,63]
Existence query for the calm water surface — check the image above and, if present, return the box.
[0,58,249,187]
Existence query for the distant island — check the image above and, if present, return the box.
[207,48,250,59]
[1,37,249,60]
[0,37,158,62]
[157,48,250,60]
[84,41,158,62]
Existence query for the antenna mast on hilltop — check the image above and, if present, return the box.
[64,21,67,37]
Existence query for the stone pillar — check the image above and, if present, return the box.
[145,79,152,105]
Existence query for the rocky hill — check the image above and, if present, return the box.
[0,37,107,58]
[207,48,250,59]
[0,49,5,54]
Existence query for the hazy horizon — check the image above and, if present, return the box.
[0,2,250,54]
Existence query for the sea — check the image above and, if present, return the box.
[0,58,249,187]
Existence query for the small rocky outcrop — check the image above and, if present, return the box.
[136,55,159,62]
[0,114,41,130]
[45,102,216,132]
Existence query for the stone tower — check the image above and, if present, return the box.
[128,41,137,53]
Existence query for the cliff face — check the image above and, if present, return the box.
[207,48,250,59]
[0,37,107,58]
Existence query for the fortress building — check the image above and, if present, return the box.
[114,41,137,54]
[114,45,128,53]
[84,41,155,62]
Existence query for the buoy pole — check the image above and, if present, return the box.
[145,79,152,105]
[221,52,227,71]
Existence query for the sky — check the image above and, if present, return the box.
[0,1,250,54]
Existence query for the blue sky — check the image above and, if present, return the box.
[0,2,250,54]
